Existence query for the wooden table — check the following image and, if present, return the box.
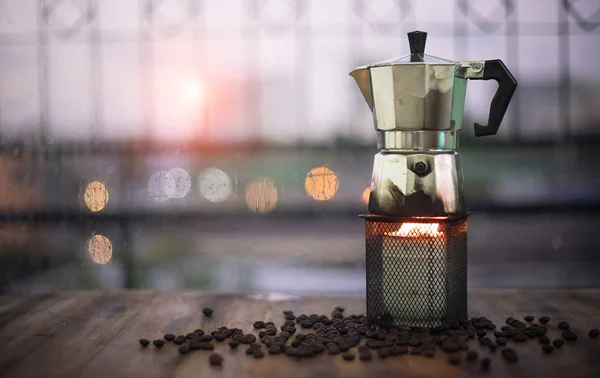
[0,290,599,378]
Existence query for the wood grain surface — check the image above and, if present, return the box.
[0,290,599,378]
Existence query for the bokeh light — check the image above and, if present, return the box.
[83,181,108,212]
[245,178,278,214]
[168,167,191,199]
[362,186,370,205]
[199,168,233,203]
[87,234,113,265]
[304,166,338,201]
[186,82,204,105]
[148,170,176,202]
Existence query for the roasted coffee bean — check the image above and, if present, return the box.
[466,350,478,362]
[506,317,514,324]
[476,329,487,338]
[359,350,373,361]
[253,321,266,329]
[285,314,296,321]
[501,326,511,332]
[558,322,570,330]
[209,353,223,365]
[342,353,356,361]
[252,348,265,358]
[501,348,519,363]
[199,334,214,342]
[139,339,150,347]
[589,329,600,338]
[524,315,534,322]
[390,345,408,356]
[189,340,202,350]
[214,334,227,342]
[173,335,186,345]
[283,310,293,316]
[153,339,165,348]
[279,331,291,339]
[563,331,578,341]
[202,308,213,316]
[496,337,507,346]
[410,346,423,355]
[258,331,266,339]
[199,342,215,350]
[535,327,548,337]
[478,337,492,346]
[232,334,244,342]
[448,356,461,365]
[423,349,435,358]
[539,317,550,324]
[441,340,458,352]
[228,340,240,349]
[553,339,564,348]
[241,334,257,344]
[163,333,175,341]
[480,357,491,370]
[300,321,313,329]
[193,329,205,336]
[327,344,340,355]
[493,331,504,338]
[513,332,527,342]
[268,345,282,354]
[526,329,537,338]
[186,333,197,339]
[178,344,190,354]
[542,345,554,354]
[539,336,550,345]
[378,349,391,359]
[331,311,344,319]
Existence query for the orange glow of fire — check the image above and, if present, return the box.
[385,223,442,238]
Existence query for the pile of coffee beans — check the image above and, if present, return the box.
[138,308,599,370]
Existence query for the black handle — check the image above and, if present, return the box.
[469,59,517,137]
[407,31,427,62]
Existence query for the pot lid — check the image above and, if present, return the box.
[369,31,456,67]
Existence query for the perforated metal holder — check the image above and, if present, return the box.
[361,215,468,329]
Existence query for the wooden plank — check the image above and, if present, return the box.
[0,290,598,378]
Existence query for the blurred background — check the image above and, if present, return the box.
[0,0,599,294]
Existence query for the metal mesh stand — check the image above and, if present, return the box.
[364,216,467,329]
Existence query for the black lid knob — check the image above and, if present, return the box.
[408,31,427,62]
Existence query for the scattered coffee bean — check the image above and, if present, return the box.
[589,329,600,338]
[496,337,507,346]
[163,333,175,342]
[524,315,534,322]
[501,348,519,363]
[539,317,550,324]
[535,327,547,337]
[186,333,197,339]
[423,349,435,358]
[139,339,150,347]
[228,340,240,349]
[209,353,223,365]
[285,314,296,321]
[342,353,356,361]
[193,329,205,336]
[448,356,461,365]
[335,306,345,312]
[268,345,282,354]
[466,350,478,362]
[241,334,256,344]
[493,331,504,338]
[253,321,266,329]
[202,308,213,316]
[214,334,227,342]
[410,346,423,355]
[153,339,165,348]
[542,345,554,354]
[200,342,215,350]
[480,357,491,370]
[189,340,202,350]
[327,344,341,355]
[359,350,373,361]
[563,331,578,341]
[558,322,570,330]
[476,329,487,338]
[199,334,214,342]
[553,339,564,348]
[513,332,527,342]
[539,335,550,345]
[176,344,190,354]
[253,348,265,358]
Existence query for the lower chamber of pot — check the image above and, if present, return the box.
[364,218,467,329]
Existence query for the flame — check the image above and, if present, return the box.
[385,223,442,238]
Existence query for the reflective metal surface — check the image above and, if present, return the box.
[368,151,465,217]
[377,130,458,150]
